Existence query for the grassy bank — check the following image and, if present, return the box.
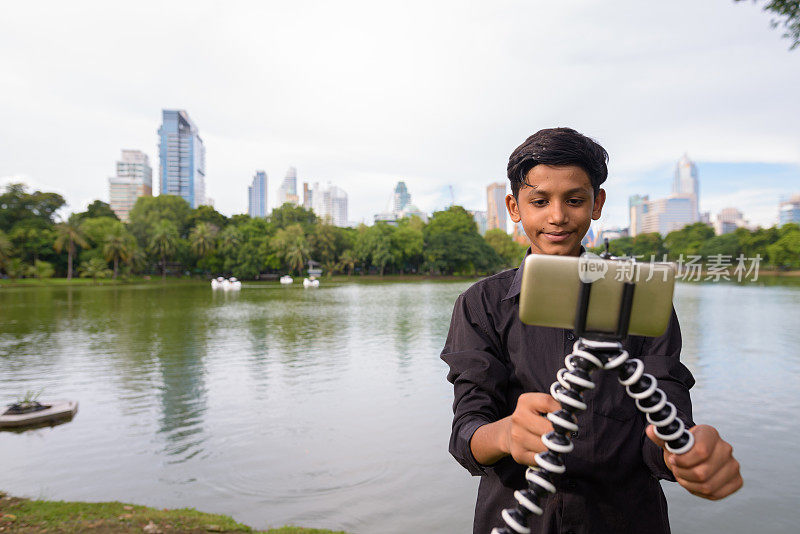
[0,492,346,533]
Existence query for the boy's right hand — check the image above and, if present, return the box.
[506,392,561,466]
[470,392,561,467]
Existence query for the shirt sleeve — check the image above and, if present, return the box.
[440,291,510,476]
[638,306,696,481]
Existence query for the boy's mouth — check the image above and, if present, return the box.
[541,231,572,243]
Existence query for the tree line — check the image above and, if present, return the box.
[0,183,527,281]
[591,222,800,270]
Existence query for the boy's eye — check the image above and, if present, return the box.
[531,199,548,207]
[567,198,585,206]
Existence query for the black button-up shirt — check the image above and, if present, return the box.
[441,257,695,534]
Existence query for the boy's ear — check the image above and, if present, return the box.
[506,194,521,223]
[592,188,606,221]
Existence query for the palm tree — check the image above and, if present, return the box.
[54,216,88,280]
[103,227,135,279]
[217,225,241,254]
[79,257,112,283]
[271,224,309,274]
[0,230,13,274]
[190,222,218,258]
[338,249,356,276]
[148,220,179,281]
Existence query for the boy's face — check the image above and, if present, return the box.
[505,164,605,257]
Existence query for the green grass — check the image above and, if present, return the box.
[0,492,346,533]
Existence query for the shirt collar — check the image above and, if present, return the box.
[502,245,587,302]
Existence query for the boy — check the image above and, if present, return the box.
[441,128,742,534]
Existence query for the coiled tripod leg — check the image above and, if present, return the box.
[595,339,695,454]
[491,339,606,534]
[491,338,694,534]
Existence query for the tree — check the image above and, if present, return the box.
[103,226,136,279]
[484,228,526,267]
[271,224,309,274]
[54,215,89,280]
[394,217,425,272]
[189,222,219,259]
[631,232,667,258]
[736,0,800,49]
[148,220,179,280]
[79,257,112,282]
[338,249,357,276]
[79,200,119,220]
[9,223,55,264]
[270,203,317,230]
[308,223,338,267]
[0,230,13,274]
[29,259,55,279]
[423,206,502,275]
[128,195,192,246]
[188,205,228,230]
[767,226,800,268]
[664,223,715,259]
[0,183,66,232]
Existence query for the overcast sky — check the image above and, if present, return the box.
[1,0,799,230]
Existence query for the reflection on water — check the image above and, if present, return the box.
[1,280,799,533]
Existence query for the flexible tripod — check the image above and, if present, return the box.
[492,262,694,534]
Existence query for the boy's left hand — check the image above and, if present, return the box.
[646,424,742,501]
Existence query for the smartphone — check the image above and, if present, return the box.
[518,253,675,338]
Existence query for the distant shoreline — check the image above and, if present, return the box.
[1,270,799,288]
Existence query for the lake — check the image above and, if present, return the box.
[1,278,799,533]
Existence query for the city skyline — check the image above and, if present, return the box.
[3,2,799,230]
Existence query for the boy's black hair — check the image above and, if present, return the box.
[506,127,608,198]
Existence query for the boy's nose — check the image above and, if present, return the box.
[547,203,568,225]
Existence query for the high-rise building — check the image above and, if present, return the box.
[278,167,299,206]
[628,194,649,237]
[779,194,800,226]
[638,197,694,236]
[158,110,206,208]
[302,182,312,209]
[714,207,747,235]
[248,171,268,218]
[470,210,487,235]
[393,181,411,213]
[487,182,507,232]
[108,150,153,222]
[375,181,428,224]
[672,154,700,222]
[310,182,348,227]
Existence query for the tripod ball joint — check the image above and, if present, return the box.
[491,338,694,534]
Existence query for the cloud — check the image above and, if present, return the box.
[0,0,798,226]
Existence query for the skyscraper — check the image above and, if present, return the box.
[470,210,487,235]
[310,182,348,227]
[393,181,411,213]
[630,195,692,237]
[672,154,699,222]
[248,171,268,218]
[779,194,800,225]
[628,194,649,237]
[108,150,153,222]
[486,182,507,232]
[158,110,206,208]
[278,167,299,206]
[302,182,312,209]
[714,207,747,235]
